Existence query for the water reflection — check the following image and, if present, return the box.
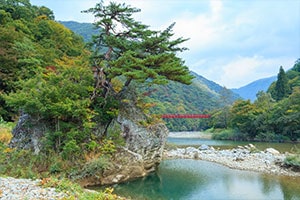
[109,159,300,200]
[278,176,300,200]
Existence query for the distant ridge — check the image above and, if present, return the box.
[59,21,98,42]
[231,76,277,102]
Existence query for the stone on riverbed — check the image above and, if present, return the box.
[199,144,209,150]
[265,148,280,155]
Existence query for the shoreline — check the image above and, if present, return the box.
[164,144,300,177]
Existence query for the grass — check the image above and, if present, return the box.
[40,177,123,199]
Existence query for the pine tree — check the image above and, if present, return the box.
[273,66,290,101]
[83,1,193,100]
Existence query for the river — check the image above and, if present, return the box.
[109,159,300,200]
[92,133,300,199]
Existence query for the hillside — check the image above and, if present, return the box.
[231,76,276,102]
[0,7,86,121]
[142,72,239,131]
[59,21,99,42]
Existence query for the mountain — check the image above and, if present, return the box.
[59,21,98,42]
[231,76,277,102]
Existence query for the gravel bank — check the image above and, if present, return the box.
[164,144,300,177]
[0,177,66,200]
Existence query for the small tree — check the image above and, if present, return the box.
[229,99,258,139]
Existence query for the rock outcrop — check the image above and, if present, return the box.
[9,89,169,186]
[86,89,169,186]
[9,113,47,154]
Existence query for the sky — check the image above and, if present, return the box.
[30,0,300,88]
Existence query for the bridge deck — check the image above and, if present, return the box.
[161,114,211,119]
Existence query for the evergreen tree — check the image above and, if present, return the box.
[273,66,290,101]
[83,1,193,101]
[292,58,300,72]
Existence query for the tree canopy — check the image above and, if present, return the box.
[0,0,87,120]
[83,1,193,100]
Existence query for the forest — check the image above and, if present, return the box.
[210,62,300,142]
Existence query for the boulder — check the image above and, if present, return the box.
[199,144,209,150]
[9,113,47,154]
[265,148,280,155]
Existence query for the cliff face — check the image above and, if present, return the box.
[98,121,168,186]
[9,113,46,154]
[9,90,169,186]
[95,89,169,186]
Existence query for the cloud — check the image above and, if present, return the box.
[171,0,300,88]
[210,0,222,17]
[193,56,295,88]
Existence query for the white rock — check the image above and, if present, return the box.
[199,144,209,150]
[265,148,280,155]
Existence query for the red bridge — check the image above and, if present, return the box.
[161,114,211,119]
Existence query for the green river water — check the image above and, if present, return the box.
[110,159,300,200]
[92,137,300,200]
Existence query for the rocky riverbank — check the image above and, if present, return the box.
[164,144,300,177]
[0,177,66,200]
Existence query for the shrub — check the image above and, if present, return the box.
[61,139,81,160]
[0,127,12,144]
[212,129,236,140]
[0,117,13,144]
[70,156,111,180]
[284,148,300,171]
[212,129,250,141]
[49,162,63,174]
[100,139,117,155]
[284,154,300,171]
[255,132,290,142]
[82,156,111,175]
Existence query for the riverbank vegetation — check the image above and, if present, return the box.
[210,60,300,143]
